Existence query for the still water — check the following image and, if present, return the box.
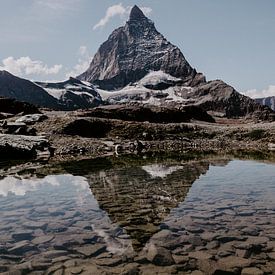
[0,156,274,274]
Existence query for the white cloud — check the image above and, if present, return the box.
[93,3,152,30]
[34,0,81,11]
[242,85,275,99]
[66,46,93,78]
[0,56,62,77]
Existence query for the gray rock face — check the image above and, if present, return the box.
[255,96,275,111]
[78,5,200,90]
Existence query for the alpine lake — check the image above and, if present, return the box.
[0,151,275,275]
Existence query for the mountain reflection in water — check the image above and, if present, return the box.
[0,156,274,274]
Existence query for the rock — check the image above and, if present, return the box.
[41,250,68,259]
[146,244,175,266]
[64,267,83,274]
[190,271,204,275]
[206,240,220,249]
[188,251,214,261]
[73,244,106,257]
[268,252,275,260]
[241,267,264,275]
[16,114,48,125]
[8,240,37,255]
[31,235,54,245]
[217,256,251,270]
[23,221,48,230]
[0,134,51,159]
[12,231,33,241]
[235,249,251,258]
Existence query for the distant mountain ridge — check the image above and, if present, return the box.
[0,70,59,109]
[255,96,275,111]
[0,71,102,110]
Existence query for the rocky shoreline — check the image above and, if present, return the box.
[0,106,275,163]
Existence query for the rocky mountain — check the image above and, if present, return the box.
[255,96,275,111]
[77,5,274,120]
[0,71,102,110]
[36,78,102,110]
[0,70,59,109]
[78,5,203,90]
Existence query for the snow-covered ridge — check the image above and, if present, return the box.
[35,77,102,109]
[97,71,193,106]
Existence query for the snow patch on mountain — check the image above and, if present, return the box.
[142,164,183,179]
[97,71,192,105]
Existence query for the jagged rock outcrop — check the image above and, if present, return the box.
[255,96,275,111]
[0,70,60,109]
[78,5,202,90]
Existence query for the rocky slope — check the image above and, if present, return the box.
[255,96,275,111]
[78,5,202,90]
[36,77,102,110]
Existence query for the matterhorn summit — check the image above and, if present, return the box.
[78,5,201,90]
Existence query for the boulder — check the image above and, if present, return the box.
[0,134,52,159]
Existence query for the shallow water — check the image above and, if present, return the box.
[0,157,274,274]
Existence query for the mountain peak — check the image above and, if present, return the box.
[129,5,147,21]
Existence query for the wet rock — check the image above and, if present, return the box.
[188,251,214,260]
[95,257,123,267]
[146,244,175,266]
[41,250,68,259]
[23,221,48,230]
[217,256,251,270]
[64,267,83,274]
[235,249,251,258]
[241,267,264,275]
[268,252,275,260]
[31,235,54,245]
[1,271,22,275]
[73,244,106,257]
[8,240,37,255]
[206,240,220,249]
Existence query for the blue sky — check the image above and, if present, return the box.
[0,0,275,98]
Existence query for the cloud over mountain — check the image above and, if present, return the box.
[93,3,152,30]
